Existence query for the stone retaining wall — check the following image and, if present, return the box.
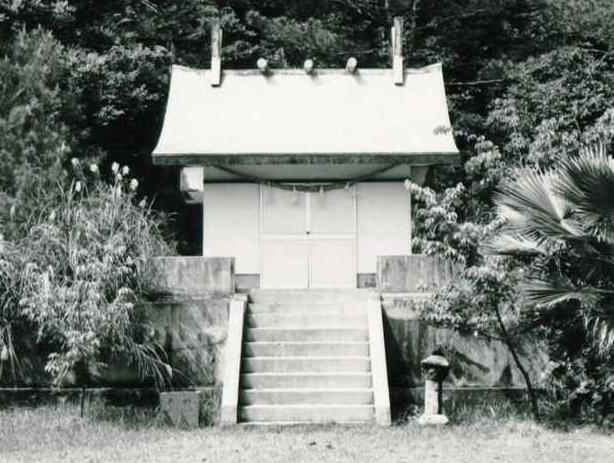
[377,255,547,391]
[377,255,458,293]
[1,256,547,405]
[382,294,548,389]
[147,257,235,387]
[149,256,234,295]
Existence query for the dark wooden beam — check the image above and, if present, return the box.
[152,152,461,167]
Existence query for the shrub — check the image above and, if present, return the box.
[409,178,542,420]
[1,160,173,387]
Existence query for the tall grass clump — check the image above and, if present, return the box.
[0,160,172,387]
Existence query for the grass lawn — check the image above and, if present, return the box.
[1,406,613,463]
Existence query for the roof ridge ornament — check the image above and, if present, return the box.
[303,59,315,75]
[391,16,404,85]
[346,57,358,73]
[211,18,222,87]
[257,58,269,74]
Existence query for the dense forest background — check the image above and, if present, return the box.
[2,0,613,252]
[2,0,614,422]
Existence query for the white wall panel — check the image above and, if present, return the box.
[309,240,356,288]
[356,182,411,273]
[310,188,356,234]
[261,187,306,235]
[261,240,309,289]
[203,183,260,274]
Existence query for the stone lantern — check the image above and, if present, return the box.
[417,350,450,426]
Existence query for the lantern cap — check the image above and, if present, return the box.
[421,351,449,369]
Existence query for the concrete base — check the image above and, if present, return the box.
[417,414,449,426]
[220,295,248,425]
[377,255,457,293]
[367,297,392,426]
[159,390,202,428]
[149,256,235,295]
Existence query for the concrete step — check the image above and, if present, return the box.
[247,303,367,315]
[245,328,368,343]
[240,373,372,389]
[249,289,378,304]
[242,356,370,373]
[240,388,374,406]
[243,342,369,358]
[246,314,367,329]
[239,404,375,423]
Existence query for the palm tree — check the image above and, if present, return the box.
[491,143,614,357]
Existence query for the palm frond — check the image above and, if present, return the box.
[494,170,585,244]
[139,1,158,13]
[521,278,601,309]
[555,143,614,244]
[586,316,614,357]
[486,233,549,256]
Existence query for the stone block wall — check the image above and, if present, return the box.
[377,255,458,293]
[377,255,548,393]
[147,257,235,387]
[382,296,548,389]
[3,254,548,410]
[149,256,234,295]
[150,295,229,386]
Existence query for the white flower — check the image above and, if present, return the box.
[138,199,147,208]
[121,166,130,176]
[89,164,99,174]
[403,178,411,190]
[74,181,82,193]
[9,205,15,218]
[71,158,79,168]
[129,178,139,191]
[111,162,120,174]
[49,211,56,221]
[118,287,132,297]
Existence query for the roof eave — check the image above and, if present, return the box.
[151,152,461,166]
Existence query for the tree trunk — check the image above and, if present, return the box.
[408,0,422,52]
[80,386,86,418]
[493,305,540,421]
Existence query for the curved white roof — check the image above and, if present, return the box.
[153,63,459,165]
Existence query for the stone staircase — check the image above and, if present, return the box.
[237,289,383,424]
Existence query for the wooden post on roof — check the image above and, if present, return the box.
[391,17,404,85]
[211,18,222,87]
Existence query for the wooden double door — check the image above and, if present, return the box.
[260,187,356,289]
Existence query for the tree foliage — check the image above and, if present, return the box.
[0,30,78,239]
[490,144,614,423]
